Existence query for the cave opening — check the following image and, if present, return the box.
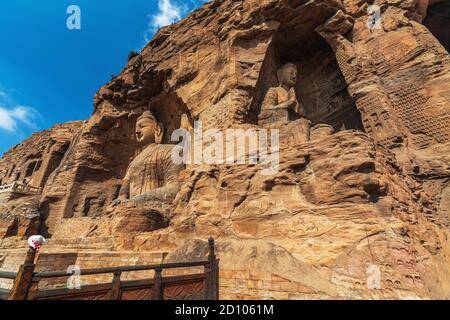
[148,89,194,144]
[8,165,16,178]
[25,161,36,178]
[423,0,450,53]
[253,25,364,132]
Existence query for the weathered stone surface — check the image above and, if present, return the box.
[0,196,40,239]
[0,121,83,189]
[0,122,83,240]
[0,0,449,299]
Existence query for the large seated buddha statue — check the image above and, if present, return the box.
[109,110,184,233]
[117,111,183,203]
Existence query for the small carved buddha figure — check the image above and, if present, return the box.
[259,63,306,126]
[115,110,184,204]
[259,63,311,145]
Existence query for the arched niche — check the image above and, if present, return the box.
[253,27,364,132]
[423,0,450,53]
[148,89,194,144]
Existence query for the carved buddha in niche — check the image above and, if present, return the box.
[259,63,306,125]
[259,63,311,144]
[115,110,184,205]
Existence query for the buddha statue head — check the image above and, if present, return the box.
[277,63,298,89]
[135,111,164,145]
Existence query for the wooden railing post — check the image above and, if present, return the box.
[108,270,122,300]
[204,261,211,300]
[8,247,36,300]
[152,267,163,300]
[205,237,219,300]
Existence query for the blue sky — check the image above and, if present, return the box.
[0,0,207,155]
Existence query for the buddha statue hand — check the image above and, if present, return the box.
[288,88,306,116]
[287,94,298,111]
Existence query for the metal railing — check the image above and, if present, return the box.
[0,271,17,279]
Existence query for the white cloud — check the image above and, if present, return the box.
[151,0,182,31]
[0,104,41,133]
[0,86,41,133]
[141,0,209,47]
[0,107,17,132]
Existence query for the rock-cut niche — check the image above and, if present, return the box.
[147,89,194,144]
[62,87,193,222]
[252,27,364,131]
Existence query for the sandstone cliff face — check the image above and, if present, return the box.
[0,0,449,299]
[0,122,83,189]
[0,122,83,239]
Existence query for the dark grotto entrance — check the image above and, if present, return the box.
[423,0,450,53]
[252,26,364,132]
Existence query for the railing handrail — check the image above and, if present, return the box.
[0,271,18,279]
[3,237,218,300]
[33,260,210,279]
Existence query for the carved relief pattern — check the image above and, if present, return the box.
[121,288,154,300]
[370,37,423,76]
[300,53,361,129]
[383,69,450,147]
[335,46,357,83]
[356,91,404,147]
[55,292,108,300]
[78,293,108,300]
[163,281,205,300]
[416,28,450,63]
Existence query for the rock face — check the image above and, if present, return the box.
[0,121,84,190]
[0,122,83,239]
[1,0,449,299]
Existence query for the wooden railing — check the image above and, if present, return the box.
[0,182,41,194]
[0,238,219,300]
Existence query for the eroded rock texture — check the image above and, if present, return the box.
[0,0,449,299]
[0,122,83,239]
